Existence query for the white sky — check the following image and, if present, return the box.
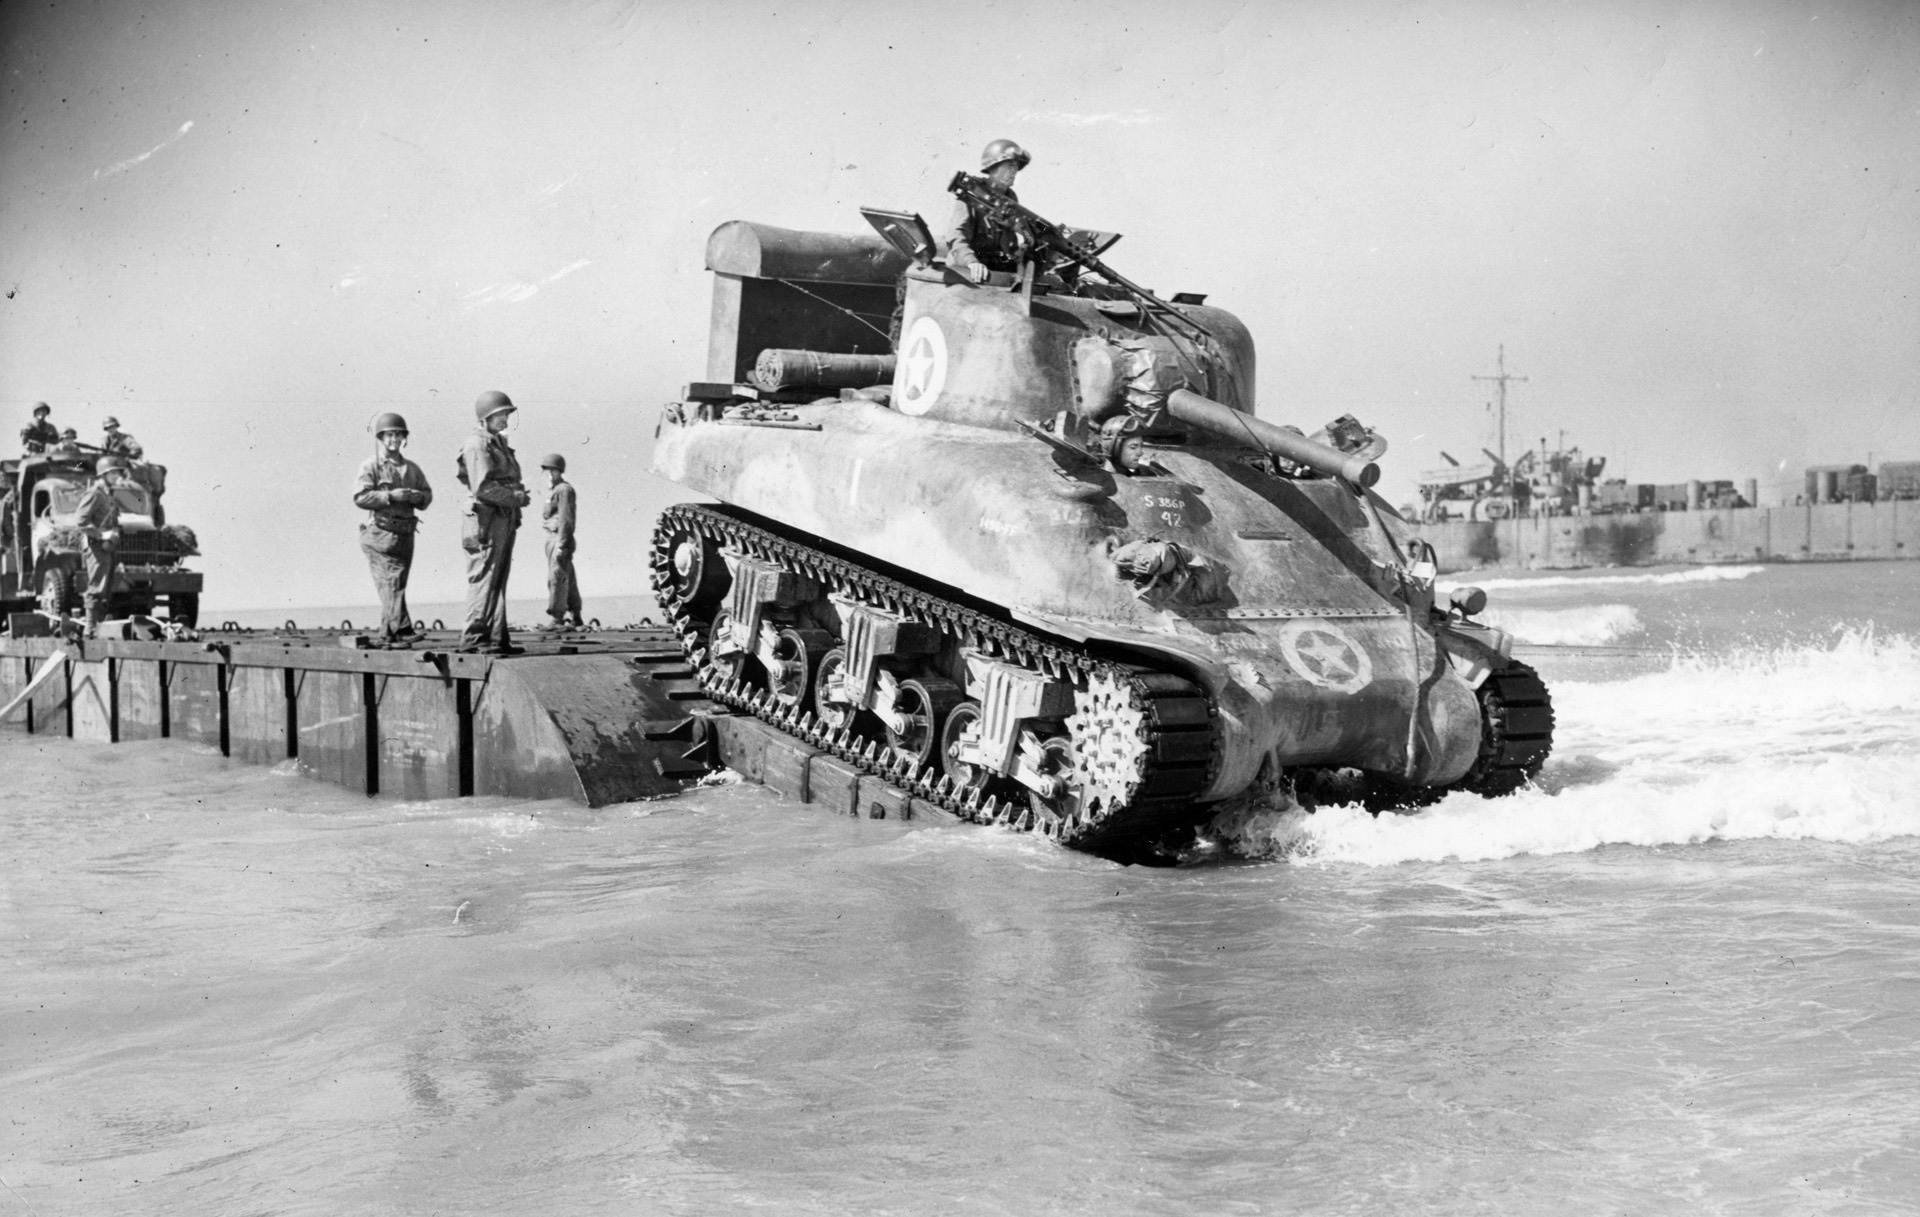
[3,0,1915,610]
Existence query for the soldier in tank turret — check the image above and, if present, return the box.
[945,138,1033,283]
[20,402,60,454]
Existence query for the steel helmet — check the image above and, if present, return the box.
[980,138,1031,173]
[371,411,409,436]
[102,415,121,429]
[539,452,566,472]
[32,401,50,417]
[96,455,129,474]
[473,390,515,423]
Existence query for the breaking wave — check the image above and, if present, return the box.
[1482,603,1642,646]
[1443,565,1766,593]
[1211,628,1920,865]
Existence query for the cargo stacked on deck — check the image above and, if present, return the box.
[1880,461,1920,501]
[1652,483,1691,512]
[1806,464,1871,504]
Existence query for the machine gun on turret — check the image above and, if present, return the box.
[946,172,1213,345]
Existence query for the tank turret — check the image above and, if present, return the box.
[648,192,1552,858]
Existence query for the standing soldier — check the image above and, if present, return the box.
[946,138,1033,283]
[101,416,145,460]
[75,456,129,631]
[352,412,433,644]
[20,402,60,454]
[538,453,583,631]
[457,390,529,655]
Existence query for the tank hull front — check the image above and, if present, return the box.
[652,401,1481,799]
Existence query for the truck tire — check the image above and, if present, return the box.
[37,566,75,618]
[168,592,199,628]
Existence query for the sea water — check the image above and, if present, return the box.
[4,562,1918,1215]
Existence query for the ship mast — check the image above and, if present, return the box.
[1472,345,1528,470]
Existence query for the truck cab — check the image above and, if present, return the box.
[0,452,202,626]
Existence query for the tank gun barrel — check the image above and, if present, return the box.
[1166,389,1380,488]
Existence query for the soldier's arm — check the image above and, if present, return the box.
[944,199,980,271]
[409,463,433,510]
[75,486,111,534]
[464,435,517,508]
[351,461,390,510]
[557,486,576,548]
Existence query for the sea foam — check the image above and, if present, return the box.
[1482,603,1642,645]
[1212,628,1920,865]
[1442,564,1767,593]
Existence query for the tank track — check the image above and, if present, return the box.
[649,504,1219,851]
[1457,661,1554,796]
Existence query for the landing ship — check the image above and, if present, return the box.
[649,191,1552,857]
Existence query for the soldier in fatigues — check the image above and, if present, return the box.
[538,453,583,630]
[20,402,60,454]
[352,412,433,644]
[946,138,1033,283]
[457,390,529,655]
[100,416,144,460]
[75,456,130,631]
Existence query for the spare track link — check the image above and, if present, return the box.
[1462,661,1554,795]
[649,504,1218,848]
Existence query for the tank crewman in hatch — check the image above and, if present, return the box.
[456,390,530,656]
[352,412,433,644]
[538,452,583,631]
[21,402,60,454]
[945,138,1032,283]
[76,456,129,631]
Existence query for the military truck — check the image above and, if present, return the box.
[0,451,201,626]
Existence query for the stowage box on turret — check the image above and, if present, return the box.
[649,190,1552,858]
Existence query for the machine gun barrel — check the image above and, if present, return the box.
[1166,389,1380,489]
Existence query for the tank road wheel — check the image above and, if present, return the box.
[887,676,963,769]
[663,527,729,618]
[812,647,856,730]
[1025,735,1080,828]
[707,609,752,687]
[938,701,992,796]
[37,566,75,618]
[765,626,834,708]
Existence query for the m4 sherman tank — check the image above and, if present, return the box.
[650,189,1552,858]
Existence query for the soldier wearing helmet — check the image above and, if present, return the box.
[100,415,144,461]
[537,452,583,631]
[75,455,131,631]
[456,390,531,655]
[20,402,60,454]
[946,138,1033,284]
[352,411,434,644]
